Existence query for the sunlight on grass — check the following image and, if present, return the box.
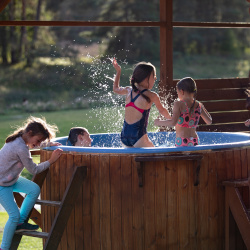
[0,212,43,249]
[38,57,73,66]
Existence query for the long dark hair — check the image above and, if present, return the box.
[177,77,197,114]
[67,127,88,146]
[130,62,156,103]
[6,116,58,143]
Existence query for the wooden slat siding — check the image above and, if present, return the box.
[73,154,83,249]
[155,160,167,249]
[199,111,249,124]
[247,148,250,208]
[99,154,111,250]
[65,153,76,250]
[121,155,133,250]
[132,160,144,250]
[240,149,249,208]
[197,152,209,250]
[166,159,178,248]
[216,151,227,250]
[90,154,100,250]
[197,123,248,132]
[144,160,156,250]
[81,154,91,250]
[173,78,249,90]
[208,152,219,249]
[58,153,68,250]
[234,149,243,199]
[110,155,122,250]
[202,100,247,112]
[188,160,198,249]
[198,89,246,101]
[178,159,189,249]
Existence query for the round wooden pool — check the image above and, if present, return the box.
[40,131,250,249]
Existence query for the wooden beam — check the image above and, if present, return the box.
[0,0,10,13]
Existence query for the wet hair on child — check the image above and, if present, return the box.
[177,77,197,114]
[67,127,88,146]
[130,62,156,103]
[6,116,58,143]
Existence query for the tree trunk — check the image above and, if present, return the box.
[19,0,26,61]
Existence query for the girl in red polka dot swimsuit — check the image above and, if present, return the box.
[154,77,212,147]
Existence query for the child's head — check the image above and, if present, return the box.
[6,116,58,147]
[130,62,156,103]
[68,127,92,147]
[245,89,250,110]
[176,77,197,96]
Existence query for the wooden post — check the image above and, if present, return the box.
[159,0,173,101]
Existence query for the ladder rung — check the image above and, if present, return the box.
[36,199,61,206]
[15,231,49,239]
[222,179,249,187]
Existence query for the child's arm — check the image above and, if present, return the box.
[151,92,171,119]
[112,58,130,95]
[245,119,250,127]
[200,103,212,125]
[154,101,181,127]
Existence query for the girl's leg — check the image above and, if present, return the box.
[13,176,40,224]
[0,185,20,250]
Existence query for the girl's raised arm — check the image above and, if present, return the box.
[151,92,171,119]
[200,103,212,125]
[154,101,181,127]
[112,58,130,95]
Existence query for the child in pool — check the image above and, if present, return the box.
[244,89,250,127]
[0,116,62,250]
[154,77,212,147]
[112,58,171,147]
[67,127,92,147]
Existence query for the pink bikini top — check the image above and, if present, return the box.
[176,101,202,128]
[125,89,148,114]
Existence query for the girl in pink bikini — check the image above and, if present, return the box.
[154,77,212,147]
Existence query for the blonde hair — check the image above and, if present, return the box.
[6,116,59,143]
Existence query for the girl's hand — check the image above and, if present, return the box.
[49,141,62,146]
[245,119,250,127]
[48,148,63,165]
[112,58,121,73]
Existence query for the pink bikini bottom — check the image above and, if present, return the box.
[175,137,200,147]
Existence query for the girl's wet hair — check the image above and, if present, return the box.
[130,62,156,103]
[177,77,197,114]
[6,116,58,143]
[67,127,88,146]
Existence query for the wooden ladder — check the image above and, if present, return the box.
[222,177,250,249]
[10,164,87,250]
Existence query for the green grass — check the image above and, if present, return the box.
[0,212,43,249]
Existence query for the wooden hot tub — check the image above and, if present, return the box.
[40,132,250,249]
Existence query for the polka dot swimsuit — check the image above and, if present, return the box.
[176,100,201,129]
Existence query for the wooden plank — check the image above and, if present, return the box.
[35,200,61,206]
[110,155,122,250]
[81,154,91,250]
[188,160,198,249]
[240,149,249,208]
[199,111,249,124]
[216,151,227,250]
[65,153,76,250]
[198,88,245,101]
[197,152,209,250]
[99,154,111,250]
[197,122,248,132]
[247,148,250,208]
[135,154,203,162]
[90,154,101,250]
[173,78,249,90]
[132,160,144,250]
[208,152,219,249]
[0,0,11,13]
[144,161,156,250]
[44,166,87,250]
[15,231,49,239]
[121,155,133,250]
[203,100,247,112]
[177,160,189,249]
[155,160,167,249]
[166,160,178,249]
